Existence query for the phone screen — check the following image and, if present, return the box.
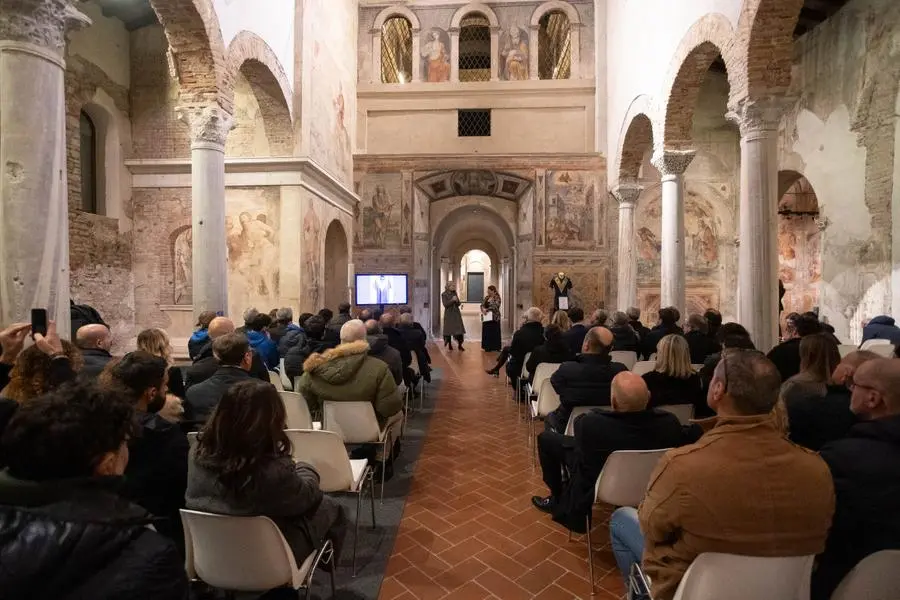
[31,308,48,338]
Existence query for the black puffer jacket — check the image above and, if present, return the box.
[283,338,337,382]
[0,473,188,600]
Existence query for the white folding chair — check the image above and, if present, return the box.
[672,553,815,600]
[180,510,335,598]
[658,403,695,425]
[585,449,670,592]
[838,344,858,358]
[268,370,284,391]
[564,405,611,436]
[322,401,401,504]
[278,358,292,390]
[869,344,896,358]
[516,351,534,416]
[529,378,562,465]
[831,550,900,600]
[279,391,312,430]
[860,338,893,351]
[187,431,198,452]
[285,429,375,575]
[610,351,637,370]
[632,360,656,376]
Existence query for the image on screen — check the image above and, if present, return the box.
[355,274,408,305]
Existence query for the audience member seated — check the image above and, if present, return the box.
[297,320,402,433]
[75,323,113,378]
[271,307,306,358]
[380,312,412,372]
[283,315,335,382]
[640,307,683,360]
[683,313,721,364]
[365,320,403,385]
[781,333,841,402]
[186,380,347,568]
[398,312,432,383]
[627,306,651,344]
[185,333,256,424]
[188,310,217,361]
[590,309,609,328]
[235,307,258,335]
[319,308,334,328]
[768,312,821,381]
[1,334,81,405]
[185,317,268,389]
[610,349,834,600]
[861,315,900,346]
[246,313,279,370]
[327,302,353,337]
[545,327,628,433]
[698,322,755,390]
[608,311,640,353]
[137,327,186,399]
[533,372,698,531]
[485,307,545,381]
[704,308,722,342]
[813,358,900,600]
[642,334,705,413]
[563,307,589,356]
[0,382,188,598]
[525,324,575,384]
[551,309,572,332]
[785,351,876,451]
[102,352,189,549]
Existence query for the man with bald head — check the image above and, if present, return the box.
[75,324,113,378]
[184,316,269,390]
[544,326,628,433]
[533,372,697,524]
[814,358,900,599]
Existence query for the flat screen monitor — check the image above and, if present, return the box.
[355,274,408,305]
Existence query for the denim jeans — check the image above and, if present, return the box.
[610,507,645,583]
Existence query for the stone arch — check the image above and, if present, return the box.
[373,5,421,31]
[658,13,738,150]
[615,95,657,183]
[777,171,822,319]
[530,0,581,27]
[226,32,293,156]
[148,0,233,112]
[450,3,500,29]
[323,220,350,311]
[733,0,805,101]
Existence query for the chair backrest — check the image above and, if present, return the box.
[536,378,562,417]
[860,338,892,351]
[279,391,312,430]
[180,509,301,591]
[187,431,199,452]
[323,401,381,443]
[869,344,896,358]
[284,429,353,493]
[564,405,611,436]
[672,553,815,600]
[830,550,900,600]
[658,404,694,425]
[691,363,704,372]
[532,362,562,392]
[837,344,857,358]
[610,350,637,370]
[632,361,656,376]
[520,352,533,379]
[268,370,284,391]
[278,358,292,390]
[595,449,669,507]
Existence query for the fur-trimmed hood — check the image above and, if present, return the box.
[302,340,371,384]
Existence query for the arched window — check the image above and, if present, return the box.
[538,10,571,79]
[79,111,98,214]
[381,16,413,84]
[458,13,491,82]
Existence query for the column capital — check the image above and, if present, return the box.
[176,105,234,150]
[0,0,90,53]
[611,182,643,208]
[726,96,793,138]
[651,149,696,177]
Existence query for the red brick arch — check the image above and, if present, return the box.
[148,0,233,113]
[616,95,656,182]
[733,0,805,101]
[657,13,737,150]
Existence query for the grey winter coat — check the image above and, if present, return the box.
[441,290,466,337]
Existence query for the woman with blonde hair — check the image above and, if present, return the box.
[641,334,704,412]
[780,333,841,403]
[550,310,572,333]
[136,328,186,414]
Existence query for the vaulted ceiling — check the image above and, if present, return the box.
[92,0,158,31]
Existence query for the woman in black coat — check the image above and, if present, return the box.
[525,325,575,384]
[641,334,705,415]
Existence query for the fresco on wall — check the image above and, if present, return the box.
[534,265,606,315]
[173,227,192,305]
[303,204,322,310]
[225,190,280,319]
[778,177,822,315]
[421,28,451,82]
[401,182,412,247]
[500,26,529,81]
[356,174,402,249]
[545,171,596,249]
[637,288,721,326]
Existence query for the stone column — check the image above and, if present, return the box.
[651,150,695,318]
[612,182,643,311]
[490,26,500,81]
[0,1,88,336]
[411,27,421,83]
[177,105,233,321]
[727,98,787,353]
[449,28,460,82]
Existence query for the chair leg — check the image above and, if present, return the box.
[586,514,595,595]
[329,562,336,597]
[353,487,361,577]
[369,468,377,529]
[380,439,387,504]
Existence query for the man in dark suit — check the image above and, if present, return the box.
[627,306,651,347]
[684,313,721,364]
[508,307,546,383]
[640,306,683,360]
[563,307,589,356]
[767,312,820,381]
[380,312,412,371]
[532,371,697,526]
[185,333,255,424]
[545,327,628,433]
[184,317,268,390]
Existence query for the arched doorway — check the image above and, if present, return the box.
[323,220,349,311]
[777,172,822,321]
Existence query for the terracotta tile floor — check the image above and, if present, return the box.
[379,346,624,600]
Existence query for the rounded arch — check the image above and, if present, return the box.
[226,31,293,122]
[323,220,350,311]
[450,3,500,29]
[373,5,421,31]
[615,95,658,183]
[658,13,737,150]
[530,0,581,27]
[735,0,805,100]
[148,0,233,112]
[777,171,822,320]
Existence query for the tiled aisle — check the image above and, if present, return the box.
[378,345,624,600]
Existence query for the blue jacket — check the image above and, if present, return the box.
[246,330,279,370]
[861,316,900,346]
[188,329,210,361]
